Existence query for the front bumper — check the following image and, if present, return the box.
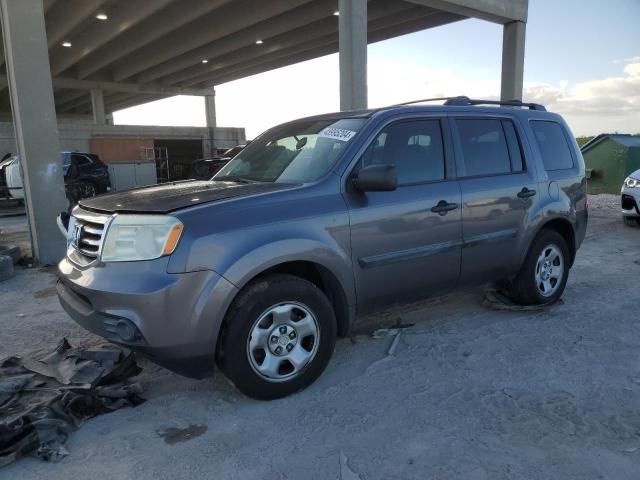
[621,186,640,217]
[57,256,238,378]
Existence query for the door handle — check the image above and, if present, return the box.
[517,187,537,199]
[430,200,458,216]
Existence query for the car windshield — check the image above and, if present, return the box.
[214,118,366,183]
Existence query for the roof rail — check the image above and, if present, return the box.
[393,97,456,106]
[393,95,546,111]
[445,96,546,111]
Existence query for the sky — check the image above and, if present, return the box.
[113,0,640,139]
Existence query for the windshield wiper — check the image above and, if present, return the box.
[213,175,257,184]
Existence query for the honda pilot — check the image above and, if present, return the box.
[57,97,588,400]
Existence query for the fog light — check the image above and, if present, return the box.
[116,320,137,341]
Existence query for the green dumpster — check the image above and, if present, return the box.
[581,134,640,194]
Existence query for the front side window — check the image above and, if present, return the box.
[455,119,512,177]
[214,118,365,183]
[530,121,574,171]
[360,119,445,185]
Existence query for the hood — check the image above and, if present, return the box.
[78,180,296,214]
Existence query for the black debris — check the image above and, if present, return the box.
[0,338,144,467]
[482,288,564,312]
[157,424,208,445]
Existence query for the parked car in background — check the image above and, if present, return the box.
[220,143,248,160]
[189,157,231,180]
[1,156,23,200]
[190,144,250,180]
[0,156,16,199]
[61,151,112,198]
[621,168,640,226]
[57,97,587,400]
[2,151,111,202]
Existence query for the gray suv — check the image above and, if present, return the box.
[57,97,588,400]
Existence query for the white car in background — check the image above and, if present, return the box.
[622,168,640,226]
[0,156,24,200]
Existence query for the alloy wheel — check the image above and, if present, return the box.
[534,244,564,298]
[246,302,320,382]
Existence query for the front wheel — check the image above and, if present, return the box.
[508,229,570,305]
[218,274,336,400]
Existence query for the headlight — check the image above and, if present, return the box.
[624,177,640,188]
[101,215,183,262]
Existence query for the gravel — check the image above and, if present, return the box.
[1,198,639,480]
[587,193,621,210]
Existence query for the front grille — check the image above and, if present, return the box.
[70,209,110,263]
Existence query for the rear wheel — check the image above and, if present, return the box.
[218,274,336,400]
[508,229,570,305]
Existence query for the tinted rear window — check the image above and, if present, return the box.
[530,121,574,170]
[455,119,511,177]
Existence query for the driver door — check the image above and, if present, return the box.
[344,117,462,311]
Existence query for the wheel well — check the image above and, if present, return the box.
[258,261,351,337]
[540,218,576,266]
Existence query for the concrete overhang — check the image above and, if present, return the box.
[0,0,526,115]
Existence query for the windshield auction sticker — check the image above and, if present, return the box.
[319,127,357,142]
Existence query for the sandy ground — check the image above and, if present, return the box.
[0,194,639,479]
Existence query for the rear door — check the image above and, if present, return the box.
[450,116,539,285]
[345,116,462,311]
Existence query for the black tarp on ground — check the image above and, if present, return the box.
[0,338,144,466]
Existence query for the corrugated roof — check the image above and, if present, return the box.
[580,133,640,153]
[610,134,640,148]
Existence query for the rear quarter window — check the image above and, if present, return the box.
[530,121,574,171]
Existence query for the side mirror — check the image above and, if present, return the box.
[352,164,397,192]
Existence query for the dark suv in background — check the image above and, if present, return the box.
[57,97,587,400]
[61,151,111,199]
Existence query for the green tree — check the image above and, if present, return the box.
[576,136,593,148]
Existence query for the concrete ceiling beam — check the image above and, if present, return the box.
[111,0,315,82]
[45,0,108,48]
[405,0,527,23]
[49,0,174,76]
[140,0,415,86]
[57,91,130,114]
[177,7,451,89]
[0,0,77,68]
[56,93,92,112]
[74,0,233,79]
[135,0,338,85]
[106,94,167,114]
[192,11,464,88]
[55,90,90,109]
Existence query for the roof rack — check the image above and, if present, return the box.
[394,96,546,111]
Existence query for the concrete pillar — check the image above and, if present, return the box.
[204,90,216,128]
[204,89,216,157]
[339,0,367,111]
[500,21,526,102]
[0,0,67,265]
[90,89,106,124]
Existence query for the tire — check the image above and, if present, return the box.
[508,229,570,305]
[217,273,337,400]
[0,244,20,264]
[0,255,14,282]
[623,216,640,227]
